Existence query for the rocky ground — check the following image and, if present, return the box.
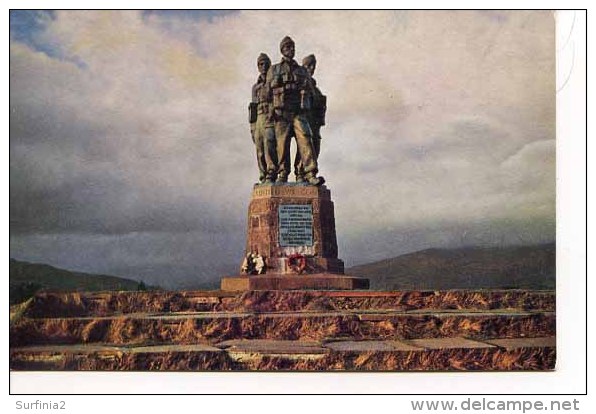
[10,289,555,371]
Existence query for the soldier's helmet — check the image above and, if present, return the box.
[257,53,271,66]
[280,36,295,51]
[302,54,316,66]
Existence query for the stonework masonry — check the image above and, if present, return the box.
[244,184,344,275]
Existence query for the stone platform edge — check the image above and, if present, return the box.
[10,336,556,371]
[220,273,370,291]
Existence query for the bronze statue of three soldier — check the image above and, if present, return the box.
[249,36,326,186]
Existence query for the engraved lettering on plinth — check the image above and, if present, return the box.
[279,204,313,247]
[252,185,330,200]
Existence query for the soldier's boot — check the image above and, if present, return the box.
[305,173,325,186]
[264,173,276,184]
[276,174,288,183]
[295,164,307,183]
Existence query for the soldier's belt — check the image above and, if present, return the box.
[283,102,301,112]
[277,107,308,118]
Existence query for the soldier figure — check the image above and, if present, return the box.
[294,54,327,182]
[249,53,277,183]
[266,36,325,186]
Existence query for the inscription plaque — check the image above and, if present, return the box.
[279,204,313,247]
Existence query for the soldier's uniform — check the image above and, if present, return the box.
[267,39,322,185]
[250,56,277,183]
[294,66,326,181]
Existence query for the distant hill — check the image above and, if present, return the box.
[9,259,157,305]
[347,243,555,291]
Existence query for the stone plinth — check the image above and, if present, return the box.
[220,183,369,290]
[221,273,369,291]
[243,183,344,275]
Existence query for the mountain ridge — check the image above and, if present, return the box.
[10,242,555,304]
[347,243,555,291]
[9,258,155,304]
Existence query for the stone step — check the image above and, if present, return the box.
[10,309,555,347]
[23,289,555,318]
[220,273,368,291]
[9,336,556,371]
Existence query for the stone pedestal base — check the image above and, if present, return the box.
[221,273,370,291]
[266,257,344,274]
[231,183,367,290]
[243,184,343,275]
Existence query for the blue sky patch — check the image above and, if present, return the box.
[10,10,87,68]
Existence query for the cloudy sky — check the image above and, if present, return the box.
[9,10,555,288]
